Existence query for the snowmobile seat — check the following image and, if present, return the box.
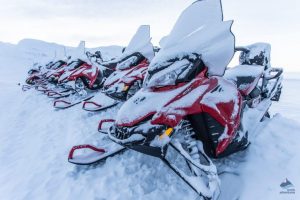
[224,65,264,96]
[239,43,271,70]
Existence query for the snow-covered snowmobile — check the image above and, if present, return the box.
[52,43,118,109]
[35,59,85,95]
[23,60,67,91]
[82,25,154,112]
[24,45,69,90]
[68,0,283,198]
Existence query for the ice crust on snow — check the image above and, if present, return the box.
[148,0,235,77]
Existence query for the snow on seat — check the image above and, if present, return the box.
[224,65,264,96]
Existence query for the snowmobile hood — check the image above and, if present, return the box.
[115,73,214,127]
[148,0,234,77]
[115,84,190,126]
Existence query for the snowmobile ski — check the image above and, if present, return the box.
[47,89,76,99]
[22,85,32,91]
[82,101,119,112]
[54,95,94,109]
[68,143,126,165]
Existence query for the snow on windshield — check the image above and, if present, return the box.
[55,46,67,62]
[149,0,235,77]
[67,41,89,63]
[101,25,154,70]
[123,25,154,61]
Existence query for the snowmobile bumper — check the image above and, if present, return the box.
[109,123,169,158]
[105,91,127,101]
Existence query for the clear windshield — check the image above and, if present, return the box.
[148,0,235,78]
[115,25,154,64]
[50,61,63,70]
[117,56,138,70]
[66,60,83,70]
[144,54,203,88]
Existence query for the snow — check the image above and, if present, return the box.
[1,39,300,200]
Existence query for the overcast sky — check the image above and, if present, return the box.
[0,0,299,71]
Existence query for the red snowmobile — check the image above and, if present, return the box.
[51,53,116,109]
[23,60,67,91]
[82,25,154,112]
[68,0,283,199]
[82,52,151,111]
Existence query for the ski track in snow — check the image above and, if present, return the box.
[0,45,300,199]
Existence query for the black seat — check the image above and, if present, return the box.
[224,65,264,96]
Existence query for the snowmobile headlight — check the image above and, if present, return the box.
[147,71,177,88]
[145,60,193,88]
[117,56,138,70]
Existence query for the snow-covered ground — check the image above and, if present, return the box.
[0,41,299,200]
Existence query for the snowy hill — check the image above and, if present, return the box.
[0,40,299,200]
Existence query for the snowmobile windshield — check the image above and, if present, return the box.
[148,0,235,78]
[50,61,65,70]
[116,25,154,66]
[144,54,204,88]
[66,60,84,70]
[116,52,145,70]
[45,61,54,69]
[28,69,39,75]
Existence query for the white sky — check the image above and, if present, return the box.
[0,0,299,71]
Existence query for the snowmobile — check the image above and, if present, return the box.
[68,0,283,199]
[24,45,69,90]
[23,60,67,91]
[52,44,117,109]
[34,59,83,95]
[82,52,150,111]
[33,42,93,95]
[82,25,154,112]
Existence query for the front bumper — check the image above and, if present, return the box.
[108,122,168,158]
